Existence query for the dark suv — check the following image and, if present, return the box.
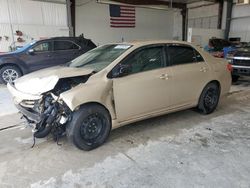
[0,37,96,84]
[227,43,250,82]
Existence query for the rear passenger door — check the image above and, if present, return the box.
[51,40,81,66]
[166,44,211,107]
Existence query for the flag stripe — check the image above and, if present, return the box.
[110,25,135,28]
[121,11,135,14]
[111,18,135,21]
[111,21,135,24]
[120,14,135,18]
[120,8,135,11]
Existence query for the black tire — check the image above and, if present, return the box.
[0,65,22,84]
[66,104,111,151]
[232,75,239,82]
[197,82,220,114]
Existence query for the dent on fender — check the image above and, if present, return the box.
[60,78,116,120]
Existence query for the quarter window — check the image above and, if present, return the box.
[122,46,164,75]
[54,41,79,51]
[168,45,204,65]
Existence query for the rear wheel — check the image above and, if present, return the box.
[66,104,111,151]
[197,82,220,114]
[0,65,22,84]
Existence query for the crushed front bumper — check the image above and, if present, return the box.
[7,83,42,103]
[7,83,43,123]
[15,104,41,123]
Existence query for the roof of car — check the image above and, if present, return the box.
[117,40,194,47]
[37,36,96,48]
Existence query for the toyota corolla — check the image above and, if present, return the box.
[7,41,231,150]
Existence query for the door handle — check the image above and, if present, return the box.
[200,67,208,72]
[159,74,169,80]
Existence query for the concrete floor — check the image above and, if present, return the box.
[0,77,249,188]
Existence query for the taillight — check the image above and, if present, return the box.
[227,63,233,72]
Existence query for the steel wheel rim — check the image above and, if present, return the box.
[2,69,19,83]
[204,87,218,110]
[80,113,105,143]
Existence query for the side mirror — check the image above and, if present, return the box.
[28,49,34,55]
[112,64,131,78]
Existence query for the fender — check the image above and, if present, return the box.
[59,78,116,120]
[0,55,29,75]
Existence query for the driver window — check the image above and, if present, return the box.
[122,46,164,75]
[33,42,51,52]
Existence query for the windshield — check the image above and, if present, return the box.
[14,41,36,52]
[68,44,132,71]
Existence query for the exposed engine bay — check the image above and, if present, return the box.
[20,75,91,145]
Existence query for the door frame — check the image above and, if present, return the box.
[108,44,173,122]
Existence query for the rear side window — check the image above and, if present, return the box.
[54,41,79,51]
[167,45,204,66]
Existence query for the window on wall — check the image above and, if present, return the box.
[167,45,204,65]
[122,46,164,75]
[54,41,79,51]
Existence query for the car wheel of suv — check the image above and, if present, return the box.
[66,104,111,151]
[232,75,239,82]
[0,65,22,84]
[198,82,220,114]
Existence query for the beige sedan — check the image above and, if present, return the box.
[8,40,232,150]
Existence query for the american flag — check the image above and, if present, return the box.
[109,4,136,28]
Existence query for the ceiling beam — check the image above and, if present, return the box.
[108,0,186,9]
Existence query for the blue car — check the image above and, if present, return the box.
[0,37,96,84]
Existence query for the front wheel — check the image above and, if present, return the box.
[66,104,111,151]
[197,82,220,114]
[0,65,22,84]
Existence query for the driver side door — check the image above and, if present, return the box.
[20,41,54,72]
[111,45,173,122]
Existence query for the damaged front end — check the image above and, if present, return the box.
[8,74,92,143]
[26,93,71,140]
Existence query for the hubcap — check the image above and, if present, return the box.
[80,113,104,142]
[2,69,19,83]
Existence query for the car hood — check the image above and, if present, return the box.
[0,52,19,59]
[14,66,94,95]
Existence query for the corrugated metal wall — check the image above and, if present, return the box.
[188,3,220,29]
[0,0,68,52]
[230,4,250,42]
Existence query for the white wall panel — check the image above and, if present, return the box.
[229,4,250,42]
[75,0,178,45]
[187,3,219,30]
[41,2,67,26]
[0,0,68,52]
[0,0,10,23]
[0,24,12,52]
[188,4,219,19]
[0,0,67,26]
